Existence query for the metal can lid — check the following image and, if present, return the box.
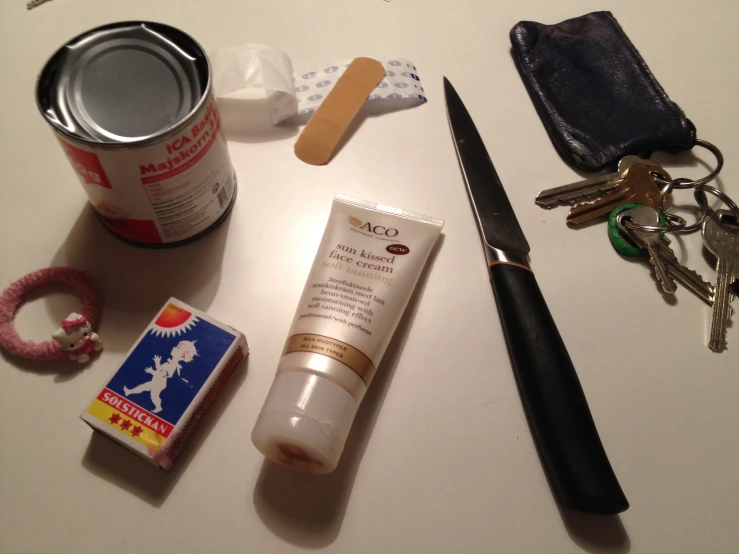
[36,22,210,147]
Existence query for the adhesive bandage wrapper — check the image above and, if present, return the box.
[294,57,386,165]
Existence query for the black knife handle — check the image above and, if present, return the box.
[489,262,628,514]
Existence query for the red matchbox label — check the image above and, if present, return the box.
[97,388,173,438]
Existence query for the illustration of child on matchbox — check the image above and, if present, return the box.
[123,340,198,413]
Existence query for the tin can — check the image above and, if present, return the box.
[36,22,237,246]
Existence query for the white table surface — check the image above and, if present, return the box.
[1,1,737,552]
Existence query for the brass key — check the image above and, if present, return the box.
[566,164,669,226]
[536,156,659,209]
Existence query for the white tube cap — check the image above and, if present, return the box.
[251,371,359,474]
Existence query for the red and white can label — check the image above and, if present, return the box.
[58,99,235,245]
[59,140,113,189]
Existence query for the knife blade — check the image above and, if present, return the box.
[444,77,628,515]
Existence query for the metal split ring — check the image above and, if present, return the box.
[697,183,739,221]
[652,182,711,234]
[609,137,733,237]
[619,211,688,235]
[650,138,724,189]
[621,180,739,235]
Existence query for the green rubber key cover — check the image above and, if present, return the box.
[608,203,667,257]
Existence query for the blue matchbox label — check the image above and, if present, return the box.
[86,301,238,450]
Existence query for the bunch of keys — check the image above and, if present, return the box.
[609,204,738,353]
[536,138,739,352]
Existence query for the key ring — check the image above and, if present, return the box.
[697,183,739,221]
[650,138,724,189]
[653,181,712,234]
[618,211,687,234]
[623,180,739,235]
[619,176,690,234]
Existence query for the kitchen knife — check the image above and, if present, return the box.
[444,77,628,515]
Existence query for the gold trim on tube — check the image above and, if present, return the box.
[283,334,376,383]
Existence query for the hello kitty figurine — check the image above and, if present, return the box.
[51,313,103,363]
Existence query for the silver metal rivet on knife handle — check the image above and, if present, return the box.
[703,210,739,352]
[535,156,660,209]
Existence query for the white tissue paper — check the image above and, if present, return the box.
[210,44,298,124]
[210,44,427,126]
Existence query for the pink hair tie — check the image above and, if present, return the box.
[0,267,102,363]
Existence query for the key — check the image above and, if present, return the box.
[27,0,52,8]
[567,163,669,226]
[536,156,659,209]
[658,239,716,306]
[610,205,719,307]
[619,205,677,293]
[702,210,739,352]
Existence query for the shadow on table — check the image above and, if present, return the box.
[532,413,631,552]
[48,204,230,356]
[81,356,249,506]
[559,508,631,554]
[252,235,444,548]
[506,396,632,552]
[512,395,632,551]
[2,200,231,379]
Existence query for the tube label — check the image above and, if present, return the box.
[282,195,444,390]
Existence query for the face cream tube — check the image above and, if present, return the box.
[252,194,443,473]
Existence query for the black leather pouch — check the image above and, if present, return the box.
[510,11,696,171]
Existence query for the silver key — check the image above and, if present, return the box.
[620,206,677,293]
[27,0,52,9]
[536,156,661,209]
[703,210,739,352]
[618,206,720,307]
[657,237,716,306]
